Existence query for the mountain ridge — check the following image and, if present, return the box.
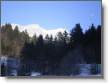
[11,24,67,37]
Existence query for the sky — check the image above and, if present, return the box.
[1,1,101,31]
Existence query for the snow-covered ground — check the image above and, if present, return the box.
[79,64,91,76]
[30,72,41,76]
[0,57,101,76]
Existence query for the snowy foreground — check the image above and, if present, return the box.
[0,56,101,77]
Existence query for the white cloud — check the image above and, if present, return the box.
[11,24,68,38]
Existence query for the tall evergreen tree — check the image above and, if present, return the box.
[70,24,83,46]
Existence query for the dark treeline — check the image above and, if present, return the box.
[1,23,101,75]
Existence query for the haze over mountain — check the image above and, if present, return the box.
[11,24,67,37]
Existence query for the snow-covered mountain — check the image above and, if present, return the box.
[11,24,67,37]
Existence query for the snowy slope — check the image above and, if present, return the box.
[11,24,67,37]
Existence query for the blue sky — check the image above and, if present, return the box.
[1,1,101,31]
